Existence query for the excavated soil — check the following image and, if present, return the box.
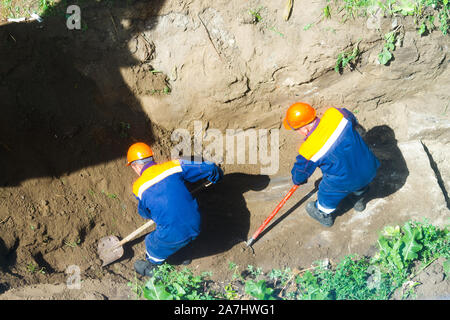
[0,0,449,299]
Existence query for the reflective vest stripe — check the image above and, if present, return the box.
[133,160,182,199]
[299,108,347,162]
[310,117,348,162]
[137,166,182,199]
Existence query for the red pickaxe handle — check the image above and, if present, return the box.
[246,184,299,247]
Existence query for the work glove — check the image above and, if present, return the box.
[291,166,308,186]
[291,154,317,186]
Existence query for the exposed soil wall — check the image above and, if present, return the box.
[0,0,448,299]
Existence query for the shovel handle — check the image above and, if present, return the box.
[248,184,299,245]
[191,180,213,195]
[112,180,212,249]
[115,219,155,248]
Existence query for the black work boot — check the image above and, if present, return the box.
[182,259,192,265]
[349,186,369,212]
[134,260,158,277]
[352,196,366,212]
[306,201,334,227]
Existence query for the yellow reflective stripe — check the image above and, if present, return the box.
[132,160,182,199]
[299,108,345,161]
[310,118,348,162]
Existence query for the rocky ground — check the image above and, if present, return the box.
[0,0,449,299]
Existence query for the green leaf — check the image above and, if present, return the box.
[377,236,391,253]
[393,0,416,16]
[385,31,397,45]
[323,5,331,19]
[245,280,275,300]
[382,225,401,238]
[386,43,395,51]
[418,23,426,35]
[378,48,392,65]
[144,278,174,300]
[391,239,405,270]
[401,223,423,261]
[173,282,186,297]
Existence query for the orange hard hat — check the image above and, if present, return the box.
[283,102,316,130]
[126,142,153,166]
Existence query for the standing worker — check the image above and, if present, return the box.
[126,142,223,276]
[283,102,380,227]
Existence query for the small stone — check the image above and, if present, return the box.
[120,18,132,30]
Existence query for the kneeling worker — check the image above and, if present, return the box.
[126,142,223,276]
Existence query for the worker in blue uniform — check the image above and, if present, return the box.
[126,142,223,276]
[283,102,380,227]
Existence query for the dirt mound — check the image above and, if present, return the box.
[0,0,449,299]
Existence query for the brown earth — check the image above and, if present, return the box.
[0,0,449,299]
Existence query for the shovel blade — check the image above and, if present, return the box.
[98,235,124,267]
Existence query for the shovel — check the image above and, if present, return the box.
[97,180,213,267]
[246,184,299,247]
[98,220,155,267]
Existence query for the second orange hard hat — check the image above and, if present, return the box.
[126,142,153,166]
[283,102,316,130]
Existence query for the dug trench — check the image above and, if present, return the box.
[0,0,449,299]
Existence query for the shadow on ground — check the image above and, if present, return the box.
[168,173,271,264]
[334,125,409,218]
[0,0,166,187]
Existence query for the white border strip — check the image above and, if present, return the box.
[310,118,348,162]
[137,166,183,199]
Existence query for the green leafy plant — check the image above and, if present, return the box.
[268,267,292,287]
[378,29,399,65]
[323,3,332,19]
[335,41,361,73]
[127,273,146,299]
[245,279,277,300]
[418,14,436,34]
[223,283,239,300]
[296,269,331,299]
[134,220,448,301]
[372,220,449,288]
[163,86,171,95]
[340,0,374,20]
[64,238,81,248]
[247,5,284,37]
[247,265,263,278]
[142,264,216,300]
[437,0,449,34]
[27,262,46,274]
[248,6,263,23]
[228,261,243,281]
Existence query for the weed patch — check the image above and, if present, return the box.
[129,220,449,300]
